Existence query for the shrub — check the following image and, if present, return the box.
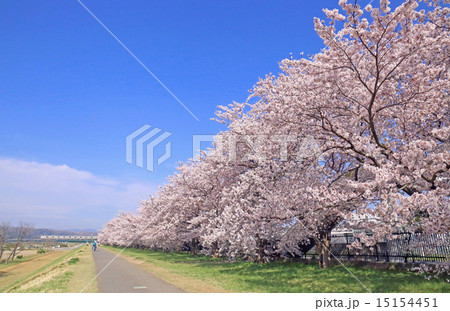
[68,257,80,265]
[37,249,46,254]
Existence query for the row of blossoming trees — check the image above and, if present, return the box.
[98,0,449,268]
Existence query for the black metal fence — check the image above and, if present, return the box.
[307,232,449,263]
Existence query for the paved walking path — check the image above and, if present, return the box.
[93,247,184,293]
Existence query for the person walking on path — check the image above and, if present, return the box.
[92,240,97,252]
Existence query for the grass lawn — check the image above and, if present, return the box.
[2,245,97,293]
[0,251,49,269]
[105,246,449,293]
[66,246,97,293]
[0,250,70,292]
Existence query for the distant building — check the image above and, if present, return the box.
[40,235,97,241]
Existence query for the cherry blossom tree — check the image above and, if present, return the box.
[98,0,449,270]
[214,0,449,266]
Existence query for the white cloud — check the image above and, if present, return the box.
[0,157,157,230]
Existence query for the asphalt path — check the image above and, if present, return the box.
[93,247,184,293]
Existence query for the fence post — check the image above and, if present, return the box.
[376,246,379,261]
[386,251,389,262]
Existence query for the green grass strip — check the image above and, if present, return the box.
[2,246,82,293]
[105,246,449,293]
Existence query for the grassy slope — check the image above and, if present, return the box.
[106,246,449,293]
[4,245,97,293]
[0,250,70,292]
[0,252,49,269]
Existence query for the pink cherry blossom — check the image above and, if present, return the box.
[98,0,449,272]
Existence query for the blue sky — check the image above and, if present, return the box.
[0,0,380,229]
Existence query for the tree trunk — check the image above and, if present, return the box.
[0,241,5,262]
[255,237,269,263]
[7,242,19,262]
[211,242,220,258]
[190,238,200,255]
[316,230,332,268]
[0,222,10,262]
